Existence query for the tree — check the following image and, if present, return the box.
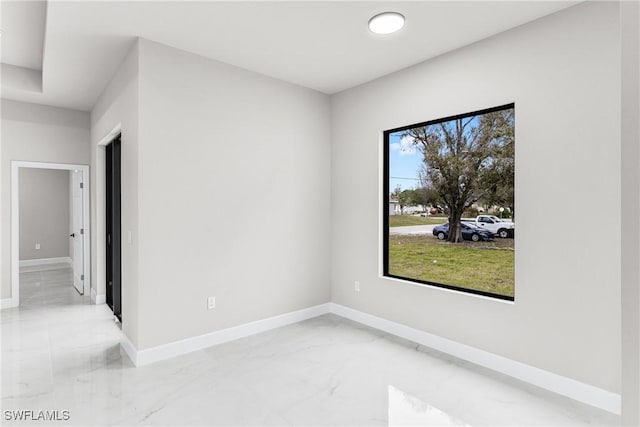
[390,186,404,213]
[391,186,402,201]
[404,109,514,242]
[480,112,515,217]
[417,168,442,209]
[398,189,414,214]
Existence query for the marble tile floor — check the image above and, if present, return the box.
[17,263,91,309]
[2,268,621,426]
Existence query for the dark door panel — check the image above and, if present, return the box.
[106,143,113,310]
[106,135,122,321]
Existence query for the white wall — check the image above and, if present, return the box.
[135,39,331,349]
[331,2,620,393]
[90,40,139,345]
[19,168,70,260]
[621,0,640,424]
[1,100,90,299]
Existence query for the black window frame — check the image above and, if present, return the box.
[382,103,515,301]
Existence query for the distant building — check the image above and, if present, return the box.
[389,199,401,215]
[403,205,424,215]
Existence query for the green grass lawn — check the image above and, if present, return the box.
[388,235,514,297]
[389,215,447,227]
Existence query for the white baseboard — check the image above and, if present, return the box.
[0,298,18,309]
[124,303,332,367]
[328,303,621,415]
[90,288,106,305]
[118,300,620,415]
[121,334,138,366]
[19,256,72,268]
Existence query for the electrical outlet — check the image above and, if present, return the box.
[35,243,41,250]
[207,296,216,310]
[354,281,361,292]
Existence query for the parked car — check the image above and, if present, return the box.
[432,222,494,242]
[474,215,514,238]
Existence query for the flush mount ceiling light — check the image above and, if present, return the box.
[368,12,405,35]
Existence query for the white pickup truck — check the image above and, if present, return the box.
[473,215,515,238]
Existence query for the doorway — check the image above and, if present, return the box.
[105,135,122,321]
[71,170,85,294]
[8,161,91,309]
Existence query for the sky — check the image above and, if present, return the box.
[388,131,423,193]
[388,115,486,193]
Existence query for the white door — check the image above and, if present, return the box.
[71,171,84,294]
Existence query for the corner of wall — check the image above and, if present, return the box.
[90,36,141,348]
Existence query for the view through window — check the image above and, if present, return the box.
[383,104,515,300]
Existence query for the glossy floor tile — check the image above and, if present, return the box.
[2,268,621,426]
[18,263,90,308]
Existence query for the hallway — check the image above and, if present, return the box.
[18,263,90,308]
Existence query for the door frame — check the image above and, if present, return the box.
[95,124,122,314]
[9,161,91,308]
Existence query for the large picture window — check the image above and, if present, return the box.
[383,104,515,300]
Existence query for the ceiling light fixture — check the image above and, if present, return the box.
[368,12,405,35]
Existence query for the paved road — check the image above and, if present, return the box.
[390,221,516,236]
[389,224,438,236]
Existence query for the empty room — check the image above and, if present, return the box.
[1,1,639,425]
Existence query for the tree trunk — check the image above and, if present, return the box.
[447,209,464,243]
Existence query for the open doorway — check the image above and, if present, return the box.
[105,135,122,321]
[10,161,91,308]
